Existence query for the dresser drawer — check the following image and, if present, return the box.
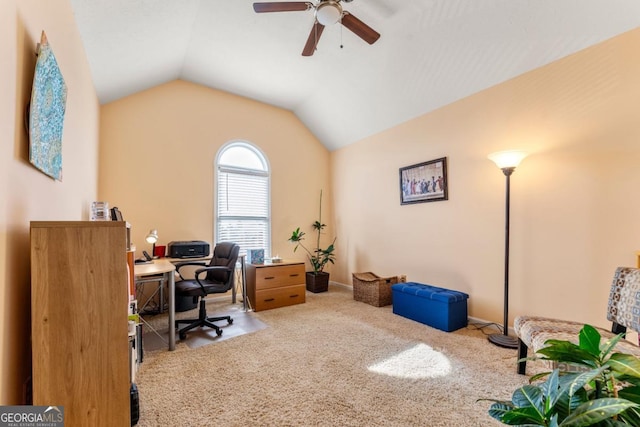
[254,284,306,311]
[255,264,305,290]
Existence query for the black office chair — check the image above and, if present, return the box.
[174,242,239,340]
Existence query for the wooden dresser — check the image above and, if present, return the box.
[246,261,306,311]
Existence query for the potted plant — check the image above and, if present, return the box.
[482,324,640,426]
[288,190,336,293]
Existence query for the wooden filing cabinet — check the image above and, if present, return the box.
[31,221,131,426]
[246,261,306,311]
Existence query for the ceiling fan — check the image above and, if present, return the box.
[253,0,381,56]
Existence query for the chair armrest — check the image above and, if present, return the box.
[194,266,233,287]
[175,261,207,280]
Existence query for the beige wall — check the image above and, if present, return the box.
[0,0,100,404]
[331,28,640,332]
[99,80,332,261]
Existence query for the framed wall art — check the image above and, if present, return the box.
[28,31,67,181]
[399,157,448,205]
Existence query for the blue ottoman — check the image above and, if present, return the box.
[391,282,469,332]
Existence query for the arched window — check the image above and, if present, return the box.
[215,141,270,258]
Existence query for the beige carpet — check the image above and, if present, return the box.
[135,284,533,426]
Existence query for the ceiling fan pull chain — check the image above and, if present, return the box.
[340,15,344,49]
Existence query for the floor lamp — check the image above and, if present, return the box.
[487,150,528,349]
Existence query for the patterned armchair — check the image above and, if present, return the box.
[514,266,640,375]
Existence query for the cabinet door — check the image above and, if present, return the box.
[31,221,130,426]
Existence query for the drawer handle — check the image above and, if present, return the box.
[290,274,299,277]
[264,298,275,302]
[290,294,299,298]
[264,276,275,280]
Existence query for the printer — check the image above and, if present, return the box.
[167,240,210,258]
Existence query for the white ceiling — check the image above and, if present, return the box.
[69,0,640,151]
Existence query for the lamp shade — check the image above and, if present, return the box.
[316,1,342,25]
[145,229,158,244]
[488,150,528,169]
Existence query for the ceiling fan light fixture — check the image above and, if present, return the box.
[315,1,343,26]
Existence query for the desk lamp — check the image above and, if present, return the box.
[145,229,158,257]
[487,150,527,349]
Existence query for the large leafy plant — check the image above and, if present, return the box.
[483,325,640,426]
[288,190,336,274]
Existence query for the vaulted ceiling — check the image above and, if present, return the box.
[69,0,640,151]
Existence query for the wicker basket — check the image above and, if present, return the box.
[352,272,404,307]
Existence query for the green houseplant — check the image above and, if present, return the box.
[483,324,640,426]
[288,190,336,293]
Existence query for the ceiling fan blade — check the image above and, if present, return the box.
[302,21,325,56]
[341,11,380,45]
[253,2,313,13]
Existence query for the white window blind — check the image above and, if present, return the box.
[216,143,270,258]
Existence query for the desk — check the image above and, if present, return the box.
[134,260,176,351]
